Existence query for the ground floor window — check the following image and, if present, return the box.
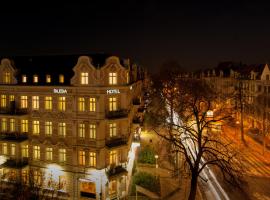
[109,180,117,196]
[80,181,96,198]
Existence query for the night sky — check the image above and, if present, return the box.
[1,1,270,72]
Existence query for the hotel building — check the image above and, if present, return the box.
[0,54,145,199]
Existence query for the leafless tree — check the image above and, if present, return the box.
[146,72,245,200]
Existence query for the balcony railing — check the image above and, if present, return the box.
[0,132,28,142]
[106,109,129,119]
[105,136,128,148]
[0,107,28,116]
[0,158,29,169]
[106,164,128,177]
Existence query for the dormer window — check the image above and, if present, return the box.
[22,75,27,83]
[3,72,11,84]
[81,72,88,85]
[59,74,64,83]
[109,72,117,85]
[33,75,38,83]
[266,74,269,81]
[46,75,51,83]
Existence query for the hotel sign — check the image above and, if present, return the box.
[106,89,120,94]
[53,88,68,94]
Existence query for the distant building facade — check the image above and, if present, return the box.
[0,54,145,199]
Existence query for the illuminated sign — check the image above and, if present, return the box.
[106,89,120,94]
[53,89,67,94]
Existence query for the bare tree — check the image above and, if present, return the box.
[146,74,244,200]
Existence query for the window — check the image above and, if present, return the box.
[0,95,6,108]
[33,145,40,160]
[109,72,117,85]
[58,97,66,111]
[78,123,85,138]
[10,119,15,132]
[89,124,96,139]
[45,96,52,110]
[81,72,88,85]
[45,121,52,136]
[266,74,270,80]
[22,170,28,184]
[21,119,28,133]
[89,152,96,167]
[32,121,40,135]
[89,98,96,112]
[79,150,85,165]
[3,72,11,84]
[11,144,16,156]
[109,97,117,111]
[9,95,14,102]
[2,143,7,154]
[59,74,64,83]
[109,150,117,164]
[78,97,85,111]
[1,118,7,132]
[46,75,51,83]
[109,180,117,196]
[33,170,42,186]
[33,75,38,83]
[22,75,27,83]
[45,147,53,161]
[109,123,117,137]
[58,122,66,137]
[59,148,66,162]
[32,96,39,110]
[22,145,28,158]
[21,96,28,108]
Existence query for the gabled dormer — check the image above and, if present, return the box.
[0,58,17,84]
[260,64,270,81]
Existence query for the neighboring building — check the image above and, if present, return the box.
[0,54,145,199]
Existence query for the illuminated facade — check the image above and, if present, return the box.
[0,55,144,199]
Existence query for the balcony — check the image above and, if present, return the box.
[106,164,128,178]
[106,109,129,119]
[0,132,28,142]
[0,158,29,169]
[0,107,28,116]
[106,136,128,148]
[132,98,141,105]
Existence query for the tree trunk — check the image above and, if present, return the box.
[188,172,198,200]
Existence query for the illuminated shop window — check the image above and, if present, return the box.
[109,72,117,85]
[109,180,117,196]
[81,72,88,85]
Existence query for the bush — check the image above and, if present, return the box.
[131,172,160,195]
[138,145,156,164]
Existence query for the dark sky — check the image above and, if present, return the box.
[1,1,270,72]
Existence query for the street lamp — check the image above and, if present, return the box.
[235,121,240,136]
[155,155,159,168]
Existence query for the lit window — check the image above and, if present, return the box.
[45,121,52,136]
[2,143,7,154]
[79,150,85,166]
[89,124,96,139]
[89,98,96,112]
[32,120,40,135]
[9,170,16,181]
[22,170,28,184]
[46,75,51,83]
[109,180,117,196]
[22,145,28,158]
[59,74,64,83]
[10,119,15,132]
[45,96,52,110]
[58,122,66,137]
[78,97,85,111]
[20,96,28,108]
[59,148,66,162]
[33,145,40,160]
[0,95,7,108]
[32,96,39,110]
[22,75,27,83]
[109,150,117,165]
[11,144,16,156]
[33,170,42,186]
[81,72,88,85]
[21,119,28,133]
[127,72,129,84]
[78,123,85,138]
[109,72,117,85]
[3,72,11,84]
[109,123,117,137]
[45,147,53,161]
[89,152,96,167]
[33,75,38,83]
[9,95,14,102]
[58,97,66,111]
[1,118,7,132]
[109,97,117,111]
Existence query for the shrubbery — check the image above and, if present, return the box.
[138,145,156,164]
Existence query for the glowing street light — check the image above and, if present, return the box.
[155,155,159,168]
